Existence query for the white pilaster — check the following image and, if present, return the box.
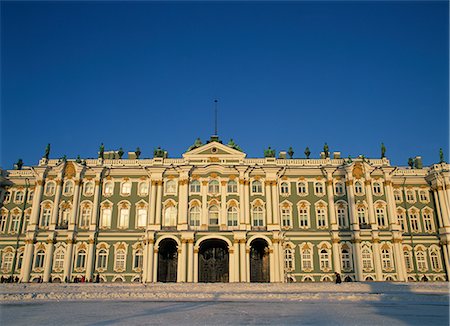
[50,178,63,229]
[43,239,54,282]
[187,240,194,282]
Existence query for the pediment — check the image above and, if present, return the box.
[183,141,246,161]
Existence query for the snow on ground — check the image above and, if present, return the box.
[0,283,448,325]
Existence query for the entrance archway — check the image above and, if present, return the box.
[199,239,229,283]
[157,238,178,282]
[250,238,270,282]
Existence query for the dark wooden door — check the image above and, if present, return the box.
[199,245,229,282]
[250,245,270,282]
[157,241,177,282]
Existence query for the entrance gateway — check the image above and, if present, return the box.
[199,239,229,283]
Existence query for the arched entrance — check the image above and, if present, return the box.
[199,239,229,283]
[157,238,178,282]
[250,238,270,282]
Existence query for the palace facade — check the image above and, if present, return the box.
[0,137,449,283]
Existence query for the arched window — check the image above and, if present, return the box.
[281,206,292,228]
[419,190,429,202]
[164,206,177,227]
[341,248,352,271]
[362,247,373,271]
[100,206,112,228]
[227,180,237,193]
[84,181,94,196]
[406,190,415,202]
[252,206,264,227]
[0,210,6,233]
[354,181,363,195]
[301,247,313,271]
[59,206,71,228]
[1,251,13,272]
[422,210,435,232]
[357,207,368,225]
[118,205,130,228]
[319,249,331,271]
[53,249,65,271]
[252,180,262,194]
[397,209,407,232]
[416,250,428,271]
[372,182,382,195]
[298,204,309,228]
[10,212,20,234]
[134,248,143,270]
[165,180,177,194]
[429,248,442,271]
[284,248,295,271]
[14,191,24,203]
[189,180,201,193]
[280,182,289,195]
[115,249,126,271]
[104,182,114,196]
[40,204,52,228]
[403,250,413,272]
[381,248,392,270]
[375,206,387,228]
[208,180,220,194]
[314,182,324,195]
[394,190,402,202]
[409,210,421,232]
[136,207,147,228]
[337,205,348,229]
[316,207,327,228]
[45,182,56,196]
[208,205,219,226]
[97,249,108,270]
[121,181,132,195]
[63,180,74,195]
[334,182,344,196]
[76,250,87,269]
[16,251,23,271]
[138,182,148,196]
[297,182,307,195]
[227,206,238,227]
[189,206,200,228]
[35,250,45,269]
[79,204,91,228]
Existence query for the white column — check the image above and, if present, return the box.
[239,179,246,229]
[233,240,240,282]
[146,240,154,282]
[246,246,250,282]
[69,178,82,230]
[50,179,63,229]
[85,238,95,281]
[90,179,102,230]
[43,239,54,282]
[201,181,208,229]
[193,247,199,282]
[30,179,45,229]
[153,247,158,282]
[393,239,406,281]
[441,243,450,281]
[265,181,273,226]
[326,179,337,229]
[155,181,162,227]
[63,240,74,282]
[384,178,400,230]
[149,182,157,226]
[433,191,445,228]
[332,239,341,274]
[269,247,275,282]
[177,247,182,283]
[220,181,227,229]
[365,180,377,229]
[372,239,383,281]
[273,240,280,282]
[178,179,188,230]
[181,240,187,282]
[244,181,250,226]
[187,240,194,282]
[346,179,359,231]
[271,182,280,227]
[229,245,235,282]
[437,187,450,227]
[21,240,34,282]
[239,240,246,282]
[352,240,363,281]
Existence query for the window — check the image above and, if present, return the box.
[35,250,45,269]
[115,249,126,271]
[1,252,13,272]
[227,180,238,193]
[63,180,74,195]
[14,191,24,203]
[337,206,348,228]
[118,206,130,228]
[4,191,11,203]
[104,182,114,196]
[84,181,94,196]
[284,248,294,270]
[45,182,56,196]
[280,182,289,195]
[28,190,34,202]
[22,211,30,233]
[409,210,421,232]
[97,249,108,270]
[381,248,392,270]
[354,181,364,195]
[76,250,87,269]
[40,206,52,227]
[10,213,20,234]
[341,248,352,271]
[419,190,429,202]
[208,205,219,226]
[404,249,413,272]
[429,248,442,271]
[208,180,220,194]
[16,252,23,271]
[59,207,70,228]
[357,207,368,225]
[372,182,382,195]
[53,249,65,270]
[281,207,292,228]
[189,206,200,228]
[394,190,402,202]
[298,206,309,228]
[138,182,148,196]
[134,248,143,270]
[252,180,262,194]
[319,249,331,271]
[121,181,132,196]
[316,207,327,228]
[190,180,201,193]
[297,182,308,195]
[0,212,7,233]
[227,207,238,227]
[252,206,264,227]
[334,182,345,196]
[314,182,324,196]
[301,248,313,270]
[416,250,428,271]
[376,207,387,228]
[79,205,91,228]
[406,190,415,203]
[362,247,373,271]
[136,208,147,228]
[422,210,435,233]
[164,206,177,227]
[101,207,112,228]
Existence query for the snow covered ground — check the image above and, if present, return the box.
[0,282,448,325]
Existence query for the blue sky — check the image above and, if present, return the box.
[1,1,448,168]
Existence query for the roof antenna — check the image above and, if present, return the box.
[214,99,218,136]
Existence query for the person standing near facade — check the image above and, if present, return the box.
[335,272,342,284]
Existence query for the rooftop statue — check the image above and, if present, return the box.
[264,146,276,158]
[439,148,445,163]
[118,148,124,159]
[304,147,311,159]
[187,138,203,152]
[408,157,414,168]
[76,155,82,163]
[381,143,386,158]
[154,146,166,158]
[288,147,294,159]
[99,143,105,159]
[14,159,23,170]
[43,143,50,160]
[323,143,329,158]
[347,155,353,164]
[135,147,141,159]
[228,138,243,152]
